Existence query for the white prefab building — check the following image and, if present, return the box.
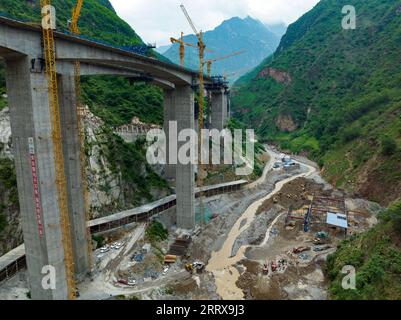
[326,212,348,229]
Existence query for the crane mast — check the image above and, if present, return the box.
[180,4,206,226]
[40,0,76,299]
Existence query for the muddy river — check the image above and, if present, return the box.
[206,149,316,300]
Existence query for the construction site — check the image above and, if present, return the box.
[0,1,383,301]
[0,144,380,300]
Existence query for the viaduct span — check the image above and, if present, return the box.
[0,16,230,299]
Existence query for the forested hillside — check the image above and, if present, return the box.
[232,0,401,206]
[327,200,401,299]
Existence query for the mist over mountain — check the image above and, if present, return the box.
[232,0,401,207]
[163,16,286,83]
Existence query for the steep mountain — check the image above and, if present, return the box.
[265,22,287,38]
[0,0,143,45]
[156,44,172,55]
[163,16,283,83]
[232,0,401,206]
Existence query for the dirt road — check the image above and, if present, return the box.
[206,149,317,300]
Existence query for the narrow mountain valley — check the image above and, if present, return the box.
[0,0,400,302]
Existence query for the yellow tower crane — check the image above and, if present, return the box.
[180,3,207,225]
[170,32,186,66]
[204,50,246,76]
[170,32,213,67]
[40,0,76,299]
[69,0,93,272]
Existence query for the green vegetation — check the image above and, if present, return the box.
[84,123,170,208]
[145,221,168,243]
[381,136,397,156]
[232,0,401,205]
[163,286,175,295]
[102,132,169,205]
[0,212,6,233]
[82,76,163,127]
[326,200,401,300]
[0,156,19,233]
[226,118,266,181]
[0,1,165,125]
[0,0,143,46]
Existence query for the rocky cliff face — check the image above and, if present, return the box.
[257,67,292,84]
[0,104,170,255]
[0,107,20,256]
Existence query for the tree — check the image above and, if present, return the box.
[381,136,397,156]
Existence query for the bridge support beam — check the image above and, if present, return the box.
[175,86,195,230]
[163,90,175,180]
[58,74,90,279]
[210,89,229,131]
[5,57,69,300]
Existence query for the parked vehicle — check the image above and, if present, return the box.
[117,279,128,285]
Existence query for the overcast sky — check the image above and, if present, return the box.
[109,0,320,46]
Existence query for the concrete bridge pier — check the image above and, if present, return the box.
[163,89,176,180]
[174,85,195,230]
[58,74,90,278]
[210,88,229,131]
[5,56,70,300]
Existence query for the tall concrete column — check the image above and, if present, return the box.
[58,74,90,278]
[5,57,69,300]
[211,89,228,131]
[175,85,195,230]
[224,91,231,125]
[163,90,175,180]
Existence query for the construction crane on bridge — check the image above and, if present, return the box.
[170,32,213,67]
[204,51,246,76]
[40,0,76,299]
[180,3,207,226]
[69,0,93,274]
[69,0,83,34]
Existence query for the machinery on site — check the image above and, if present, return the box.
[204,51,246,76]
[185,261,205,274]
[40,0,76,299]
